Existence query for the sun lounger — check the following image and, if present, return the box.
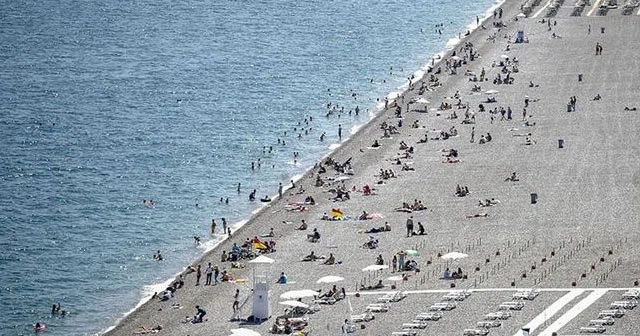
[366,303,390,312]
[598,309,624,318]
[610,300,636,309]
[443,291,469,301]
[476,320,502,328]
[351,312,375,322]
[415,312,442,321]
[589,317,614,326]
[378,291,406,303]
[463,328,490,336]
[313,296,336,305]
[621,290,640,299]
[485,311,511,320]
[580,325,606,333]
[498,301,524,310]
[392,331,417,336]
[402,322,427,329]
[512,289,540,300]
[429,302,456,311]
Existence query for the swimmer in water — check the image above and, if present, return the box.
[154,250,163,261]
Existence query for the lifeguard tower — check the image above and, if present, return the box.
[248,255,274,321]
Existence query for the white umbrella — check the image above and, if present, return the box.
[516,13,526,18]
[415,98,431,104]
[484,89,499,95]
[248,255,275,264]
[334,176,351,182]
[279,300,309,308]
[231,328,261,336]
[387,275,403,281]
[316,275,344,284]
[441,252,469,260]
[362,264,389,272]
[450,55,462,61]
[500,54,510,59]
[280,289,320,300]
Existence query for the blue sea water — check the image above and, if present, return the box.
[0,0,497,334]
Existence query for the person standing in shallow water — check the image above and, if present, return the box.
[338,124,342,140]
[211,219,216,234]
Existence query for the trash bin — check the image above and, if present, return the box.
[558,139,564,148]
[601,27,605,34]
[578,74,583,82]
[530,193,538,204]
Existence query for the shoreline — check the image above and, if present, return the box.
[102,0,518,334]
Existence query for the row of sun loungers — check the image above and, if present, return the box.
[580,289,639,333]
[464,290,539,335]
[390,291,468,335]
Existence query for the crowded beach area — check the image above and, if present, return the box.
[105,1,640,335]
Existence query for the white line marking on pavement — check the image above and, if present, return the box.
[538,289,608,336]
[587,0,604,16]
[512,290,585,336]
[348,287,633,295]
[532,0,552,18]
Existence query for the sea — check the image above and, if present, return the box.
[0,0,498,334]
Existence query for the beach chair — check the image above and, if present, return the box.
[366,303,390,312]
[597,309,624,318]
[589,316,614,326]
[463,328,490,336]
[429,302,456,311]
[351,312,374,322]
[391,331,417,336]
[512,289,540,300]
[498,301,524,310]
[443,291,468,301]
[485,311,511,320]
[313,296,336,305]
[621,290,640,299]
[378,291,406,303]
[415,312,442,321]
[476,320,502,328]
[580,325,606,333]
[402,322,427,329]
[610,300,637,309]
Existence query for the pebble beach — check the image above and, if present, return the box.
[104,1,640,335]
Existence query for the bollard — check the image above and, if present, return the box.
[578,74,583,82]
[601,27,605,34]
[531,193,538,204]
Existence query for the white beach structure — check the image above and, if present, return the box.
[248,255,275,321]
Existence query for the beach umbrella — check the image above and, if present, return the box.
[500,54,510,59]
[405,249,421,257]
[484,89,499,95]
[280,289,320,299]
[248,255,275,264]
[279,300,309,308]
[415,98,431,104]
[230,328,261,336]
[441,252,468,260]
[516,13,527,18]
[368,213,385,219]
[334,176,351,182]
[362,264,389,272]
[316,275,344,284]
[387,275,403,281]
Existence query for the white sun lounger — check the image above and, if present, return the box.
[477,320,502,328]
[485,311,511,320]
[622,290,640,299]
[392,330,417,336]
[512,289,540,300]
[463,328,490,336]
[415,312,442,321]
[443,293,468,301]
[378,291,407,303]
[499,301,524,310]
[589,317,614,326]
[366,303,390,312]
[351,312,375,322]
[402,322,427,329]
[610,300,636,309]
[429,302,456,311]
[598,309,624,318]
[580,325,606,333]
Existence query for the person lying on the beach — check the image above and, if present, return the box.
[358,211,370,221]
[360,280,385,290]
[593,94,601,101]
[478,198,500,207]
[505,172,519,182]
[443,157,461,163]
[365,222,391,234]
[467,213,489,218]
[302,251,323,262]
[133,325,163,334]
[361,237,379,249]
[524,137,536,145]
[401,163,415,171]
[417,134,429,143]
[624,106,637,111]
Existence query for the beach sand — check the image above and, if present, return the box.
[104,1,640,335]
